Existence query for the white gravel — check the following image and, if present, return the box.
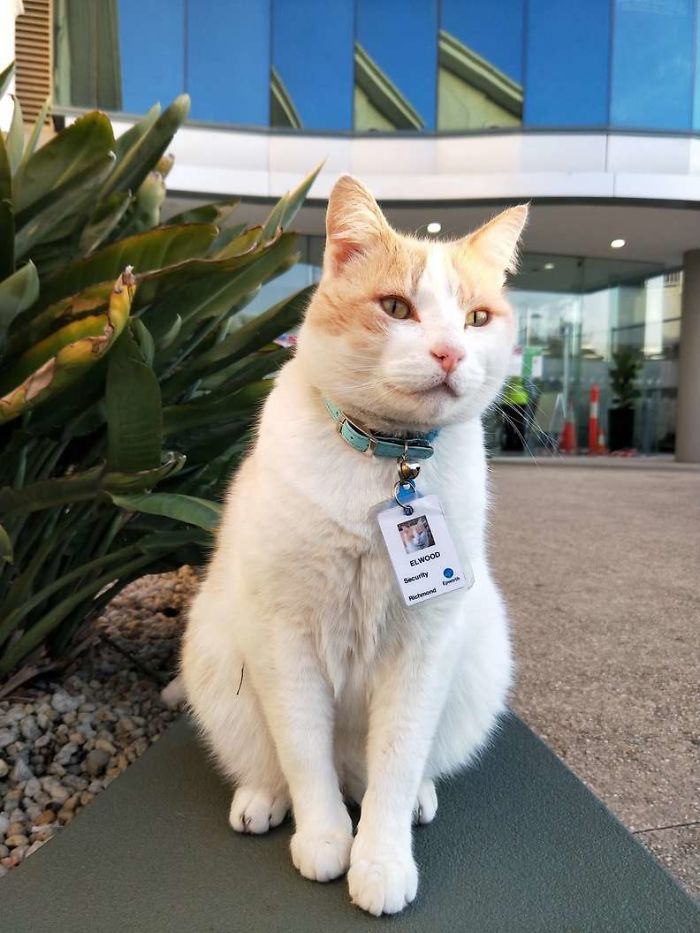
[0,566,197,877]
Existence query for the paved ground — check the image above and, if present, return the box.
[489,461,700,898]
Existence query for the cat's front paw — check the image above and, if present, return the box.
[348,840,418,916]
[229,785,290,834]
[291,826,354,882]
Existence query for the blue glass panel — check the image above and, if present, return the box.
[524,0,611,127]
[441,0,524,82]
[438,0,524,129]
[117,0,185,113]
[693,2,700,128]
[611,0,693,130]
[271,0,353,130]
[187,0,270,125]
[355,0,437,131]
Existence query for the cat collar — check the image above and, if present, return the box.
[323,399,438,460]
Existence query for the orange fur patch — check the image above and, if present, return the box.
[448,243,515,324]
[307,233,428,339]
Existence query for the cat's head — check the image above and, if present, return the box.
[297,175,528,432]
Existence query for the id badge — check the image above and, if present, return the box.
[377,495,474,607]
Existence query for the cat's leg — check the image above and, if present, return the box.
[348,624,459,916]
[248,626,354,883]
[181,587,290,835]
[427,575,513,781]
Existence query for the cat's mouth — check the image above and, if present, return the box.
[387,380,460,400]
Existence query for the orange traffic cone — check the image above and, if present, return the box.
[559,400,577,454]
[588,384,600,454]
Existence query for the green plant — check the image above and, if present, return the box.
[0,66,319,682]
[609,349,642,410]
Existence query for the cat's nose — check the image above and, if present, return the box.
[430,343,465,374]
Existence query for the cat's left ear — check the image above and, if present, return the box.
[465,204,529,276]
[324,175,391,272]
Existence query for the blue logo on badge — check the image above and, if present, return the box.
[443,567,454,579]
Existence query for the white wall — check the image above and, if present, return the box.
[104,118,700,206]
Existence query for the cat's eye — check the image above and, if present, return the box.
[380,296,412,320]
[466,308,491,328]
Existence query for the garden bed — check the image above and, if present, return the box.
[0,567,197,876]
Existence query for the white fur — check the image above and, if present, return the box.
[182,196,521,916]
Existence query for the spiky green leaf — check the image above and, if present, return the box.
[171,283,313,385]
[16,99,51,171]
[0,269,135,423]
[110,492,221,533]
[113,103,161,161]
[13,110,115,216]
[40,222,217,309]
[106,325,162,474]
[6,95,24,175]
[79,191,132,255]
[0,131,14,278]
[101,95,190,199]
[167,197,239,227]
[0,262,39,352]
[261,161,322,239]
[0,61,14,99]
[0,523,12,564]
[15,151,116,260]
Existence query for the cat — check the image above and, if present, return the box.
[181,175,527,916]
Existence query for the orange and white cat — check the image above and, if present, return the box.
[181,176,527,915]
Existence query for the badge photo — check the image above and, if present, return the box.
[377,494,473,606]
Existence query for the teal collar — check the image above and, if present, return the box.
[324,399,438,460]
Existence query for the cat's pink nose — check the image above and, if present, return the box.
[430,343,465,374]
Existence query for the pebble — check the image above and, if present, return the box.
[5,834,29,848]
[20,716,40,742]
[55,743,79,766]
[24,777,41,800]
[34,810,56,826]
[10,758,33,783]
[45,782,69,803]
[0,729,18,750]
[0,565,195,875]
[51,691,83,714]
[85,749,111,777]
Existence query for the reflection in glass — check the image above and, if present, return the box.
[270,0,354,130]
[438,0,523,130]
[354,0,437,131]
[611,0,693,130]
[524,0,611,127]
[187,0,270,125]
[117,0,185,114]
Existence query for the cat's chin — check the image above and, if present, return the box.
[382,381,468,426]
[386,381,460,401]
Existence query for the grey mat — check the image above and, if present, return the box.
[1,714,697,932]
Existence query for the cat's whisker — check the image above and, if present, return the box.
[490,399,540,467]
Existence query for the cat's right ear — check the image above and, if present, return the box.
[324,175,389,272]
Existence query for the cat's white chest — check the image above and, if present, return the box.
[310,518,399,694]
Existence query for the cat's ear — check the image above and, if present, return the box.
[325,175,390,272]
[466,204,529,276]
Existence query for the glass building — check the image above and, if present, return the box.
[6,0,700,459]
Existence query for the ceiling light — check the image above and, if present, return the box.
[610,238,626,249]
[543,262,555,270]
[426,221,441,235]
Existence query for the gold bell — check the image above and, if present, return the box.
[398,458,421,481]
